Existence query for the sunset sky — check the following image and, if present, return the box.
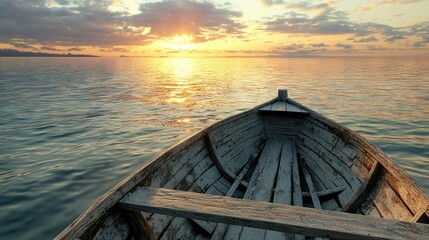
[0,0,428,57]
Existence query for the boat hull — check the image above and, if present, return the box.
[56,95,429,240]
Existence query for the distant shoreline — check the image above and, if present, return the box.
[0,49,99,57]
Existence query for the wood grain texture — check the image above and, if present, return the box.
[119,187,429,240]
[122,210,156,240]
[288,97,429,219]
[265,139,294,240]
[342,161,382,213]
[210,147,263,240]
[205,134,248,187]
[231,139,282,240]
[300,156,322,209]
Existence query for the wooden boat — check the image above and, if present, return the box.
[56,90,429,240]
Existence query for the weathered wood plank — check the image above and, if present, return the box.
[300,156,321,209]
[291,142,305,240]
[210,147,263,240]
[271,102,287,111]
[265,139,294,240]
[412,208,429,223]
[297,145,351,207]
[342,161,382,213]
[237,139,282,240]
[147,158,220,236]
[299,156,326,240]
[122,211,156,240]
[372,180,414,221]
[119,187,429,240]
[288,97,429,218]
[298,134,362,190]
[205,134,249,188]
[384,171,426,215]
[262,115,303,138]
[93,212,130,240]
[302,186,346,200]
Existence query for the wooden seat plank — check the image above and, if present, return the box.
[119,187,429,240]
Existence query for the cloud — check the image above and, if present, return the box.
[264,3,356,34]
[366,45,388,50]
[67,47,83,51]
[261,1,426,46]
[10,42,37,49]
[354,36,378,42]
[335,43,353,49]
[0,0,244,48]
[0,0,149,47]
[99,47,130,52]
[380,0,422,4]
[311,43,328,47]
[130,0,244,42]
[278,43,304,50]
[413,42,425,47]
[260,0,286,5]
[41,46,61,51]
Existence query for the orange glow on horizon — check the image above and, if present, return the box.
[157,35,196,51]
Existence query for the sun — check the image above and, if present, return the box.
[160,35,196,50]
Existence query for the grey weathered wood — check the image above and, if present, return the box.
[289,96,429,216]
[119,187,429,240]
[371,180,414,220]
[205,134,249,188]
[300,156,322,209]
[265,139,294,240]
[223,139,281,240]
[236,139,282,240]
[299,156,325,240]
[210,146,263,240]
[302,186,346,200]
[122,211,156,240]
[92,211,130,240]
[278,89,288,102]
[291,142,305,240]
[297,144,352,207]
[271,102,287,111]
[342,161,382,213]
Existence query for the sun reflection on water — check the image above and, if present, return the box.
[165,58,195,104]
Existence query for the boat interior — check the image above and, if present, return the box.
[60,92,429,240]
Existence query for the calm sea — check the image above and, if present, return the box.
[0,57,428,239]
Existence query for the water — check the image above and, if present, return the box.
[0,57,428,239]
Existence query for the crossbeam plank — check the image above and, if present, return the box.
[119,187,429,240]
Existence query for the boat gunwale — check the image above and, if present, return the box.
[287,98,429,216]
[55,98,277,240]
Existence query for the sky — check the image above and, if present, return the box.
[0,0,428,57]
